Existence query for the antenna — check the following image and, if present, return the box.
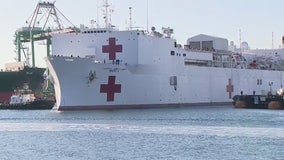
[103,0,110,28]
[239,29,242,52]
[129,7,132,29]
[272,32,274,49]
[146,0,149,33]
[96,0,99,27]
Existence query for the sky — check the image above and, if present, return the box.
[0,0,284,69]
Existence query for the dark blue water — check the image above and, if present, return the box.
[0,105,283,160]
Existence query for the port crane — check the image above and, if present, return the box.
[14,1,78,67]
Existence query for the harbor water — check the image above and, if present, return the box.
[0,105,283,160]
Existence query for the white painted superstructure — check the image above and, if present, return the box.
[45,26,284,110]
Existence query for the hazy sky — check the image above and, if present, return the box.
[0,0,283,69]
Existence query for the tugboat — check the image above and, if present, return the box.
[0,62,48,104]
[233,89,284,110]
[0,83,55,110]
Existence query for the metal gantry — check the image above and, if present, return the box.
[14,1,77,67]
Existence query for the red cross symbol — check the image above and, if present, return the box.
[226,78,234,99]
[102,37,123,60]
[100,76,121,102]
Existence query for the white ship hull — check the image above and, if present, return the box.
[46,28,284,110]
[46,56,284,110]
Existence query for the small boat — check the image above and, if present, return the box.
[232,88,284,110]
[0,83,55,110]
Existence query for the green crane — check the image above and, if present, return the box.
[14,1,77,67]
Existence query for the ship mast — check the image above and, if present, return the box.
[239,29,242,53]
[129,7,133,30]
[146,0,149,33]
[272,32,274,49]
[103,0,110,28]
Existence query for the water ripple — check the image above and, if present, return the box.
[0,122,283,138]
